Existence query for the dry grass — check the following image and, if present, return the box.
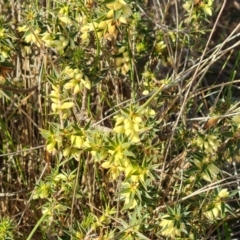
[1,0,240,239]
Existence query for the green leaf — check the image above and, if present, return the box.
[136,232,150,240]
[191,152,205,161]
[123,149,136,158]
[39,129,51,139]
[135,188,142,201]
[165,205,175,216]
[114,9,122,20]
[0,60,14,68]
[119,187,131,195]
[228,189,239,198]
[220,201,225,214]
[221,131,234,138]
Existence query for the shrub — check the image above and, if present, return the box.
[1,0,240,239]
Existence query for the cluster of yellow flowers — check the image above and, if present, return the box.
[84,133,108,162]
[18,25,42,47]
[66,134,85,151]
[159,189,230,238]
[49,84,74,119]
[101,141,131,180]
[18,24,71,52]
[113,110,143,143]
[204,188,229,221]
[101,143,145,209]
[33,171,77,225]
[155,41,167,54]
[194,134,221,180]
[113,107,155,143]
[0,28,4,38]
[42,32,69,52]
[183,0,214,20]
[0,28,10,59]
[196,134,221,154]
[63,66,91,94]
[160,215,187,239]
[44,124,87,160]
[120,182,139,209]
[193,154,219,182]
[114,46,131,75]
[232,114,240,127]
[194,132,223,183]
[58,6,72,25]
[17,6,75,51]
[80,0,132,43]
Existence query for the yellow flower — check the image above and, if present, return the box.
[146,108,156,116]
[123,193,137,209]
[106,0,132,17]
[0,28,5,38]
[107,9,114,18]
[63,147,71,157]
[41,32,54,47]
[88,22,98,31]
[119,16,127,24]
[73,84,81,94]
[106,0,125,11]
[101,161,121,180]
[194,159,219,182]
[232,114,240,127]
[108,147,124,163]
[52,36,69,52]
[124,119,139,132]
[115,116,124,125]
[142,90,149,95]
[113,125,125,133]
[64,79,77,89]
[115,58,123,67]
[59,16,72,25]
[59,6,69,15]
[54,173,68,182]
[50,88,61,103]
[183,1,192,11]
[205,206,220,221]
[81,75,91,89]
[196,135,221,154]
[202,163,219,182]
[123,162,133,176]
[59,102,74,110]
[64,69,90,93]
[98,20,108,29]
[71,135,84,148]
[101,160,111,169]
[160,215,186,238]
[218,188,229,198]
[0,49,8,58]
[156,41,167,53]
[39,182,51,199]
[130,132,140,143]
[18,25,28,32]
[47,141,56,152]
[80,32,89,42]
[24,28,42,47]
[113,112,143,143]
[63,66,73,74]
[81,25,89,33]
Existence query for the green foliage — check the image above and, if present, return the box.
[2,0,240,239]
[0,217,15,240]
